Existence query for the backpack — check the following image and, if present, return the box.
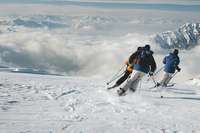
[128,47,143,64]
[136,49,151,66]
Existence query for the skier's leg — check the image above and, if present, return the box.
[118,71,143,95]
[123,71,139,90]
[164,73,173,86]
[108,71,131,90]
[160,72,174,87]
[117,71,137,95]
[159,72,170,87]
[116,71,131,86]
[130,72,144,92]
[129,78,140,92]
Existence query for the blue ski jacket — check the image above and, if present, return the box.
[163,53,180,73]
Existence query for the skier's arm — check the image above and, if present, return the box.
[128,52,137,64]
[176,57,180,66]
[163,56,166,64]
[176,66,181,72]
[175,57,181,71]
[150,56,157,73]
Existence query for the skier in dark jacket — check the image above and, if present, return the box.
[157,49,181,87]
[117,44,157,96]
[107,47,143,90]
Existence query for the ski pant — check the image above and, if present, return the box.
[160,72,173,86]
[121,70,145,92]
[116,70,131,86]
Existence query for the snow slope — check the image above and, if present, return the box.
[0,72,200,133]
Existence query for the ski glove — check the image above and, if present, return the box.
[149,72,154,76]
[176,66,181,72]
[127,65,133,73]
[177,67,181,72]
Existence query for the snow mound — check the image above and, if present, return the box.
[155,23,200,49]
[187,78,200,87]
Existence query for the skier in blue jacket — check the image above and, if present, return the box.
[157,49,181,87]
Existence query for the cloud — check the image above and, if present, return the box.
[0,22,150,76]
[0,14,199,80]
[0,29,79,73]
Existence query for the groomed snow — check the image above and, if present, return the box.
[0,72,199,133]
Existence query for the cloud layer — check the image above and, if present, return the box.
[0,13,199,81]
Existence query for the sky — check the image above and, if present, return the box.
[0,0,200,12]
[1,0,200,5]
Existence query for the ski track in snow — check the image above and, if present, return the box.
[0,72,200,133]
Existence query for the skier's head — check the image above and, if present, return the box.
[144,44,150,51]
[173,49,179,55]
[137,46,143,51]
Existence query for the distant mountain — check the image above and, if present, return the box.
[0,66,9,68]
[155,23,200,49]
[10,68,63,76]
[13,18,66,29]
[11,68,49,75]
[0,15,66,33]
[0,66,63,76]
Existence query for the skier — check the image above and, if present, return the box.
[117,44,157,96]
[156,49,181,87]
[107,47,143,90]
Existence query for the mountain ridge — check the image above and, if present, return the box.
[155,23,200,49]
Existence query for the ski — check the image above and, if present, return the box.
[165,83,176,87]
[149,83,176,90]
[107,86,114,90]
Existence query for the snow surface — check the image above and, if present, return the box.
[0,72,200,133]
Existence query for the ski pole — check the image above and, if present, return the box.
[154,66,164,76]
[112,64,126,79]
[106,64,126,85]
[159,71,179,99]
[147,66,164,81]
[106,70,126,85]
[149,75,157,86]
[169,71,179,81]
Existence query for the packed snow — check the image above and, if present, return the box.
[0,72,200,133]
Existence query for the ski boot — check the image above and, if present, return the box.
[130,88,136,92]
[156,82,161,87]
[117,88,126,96]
